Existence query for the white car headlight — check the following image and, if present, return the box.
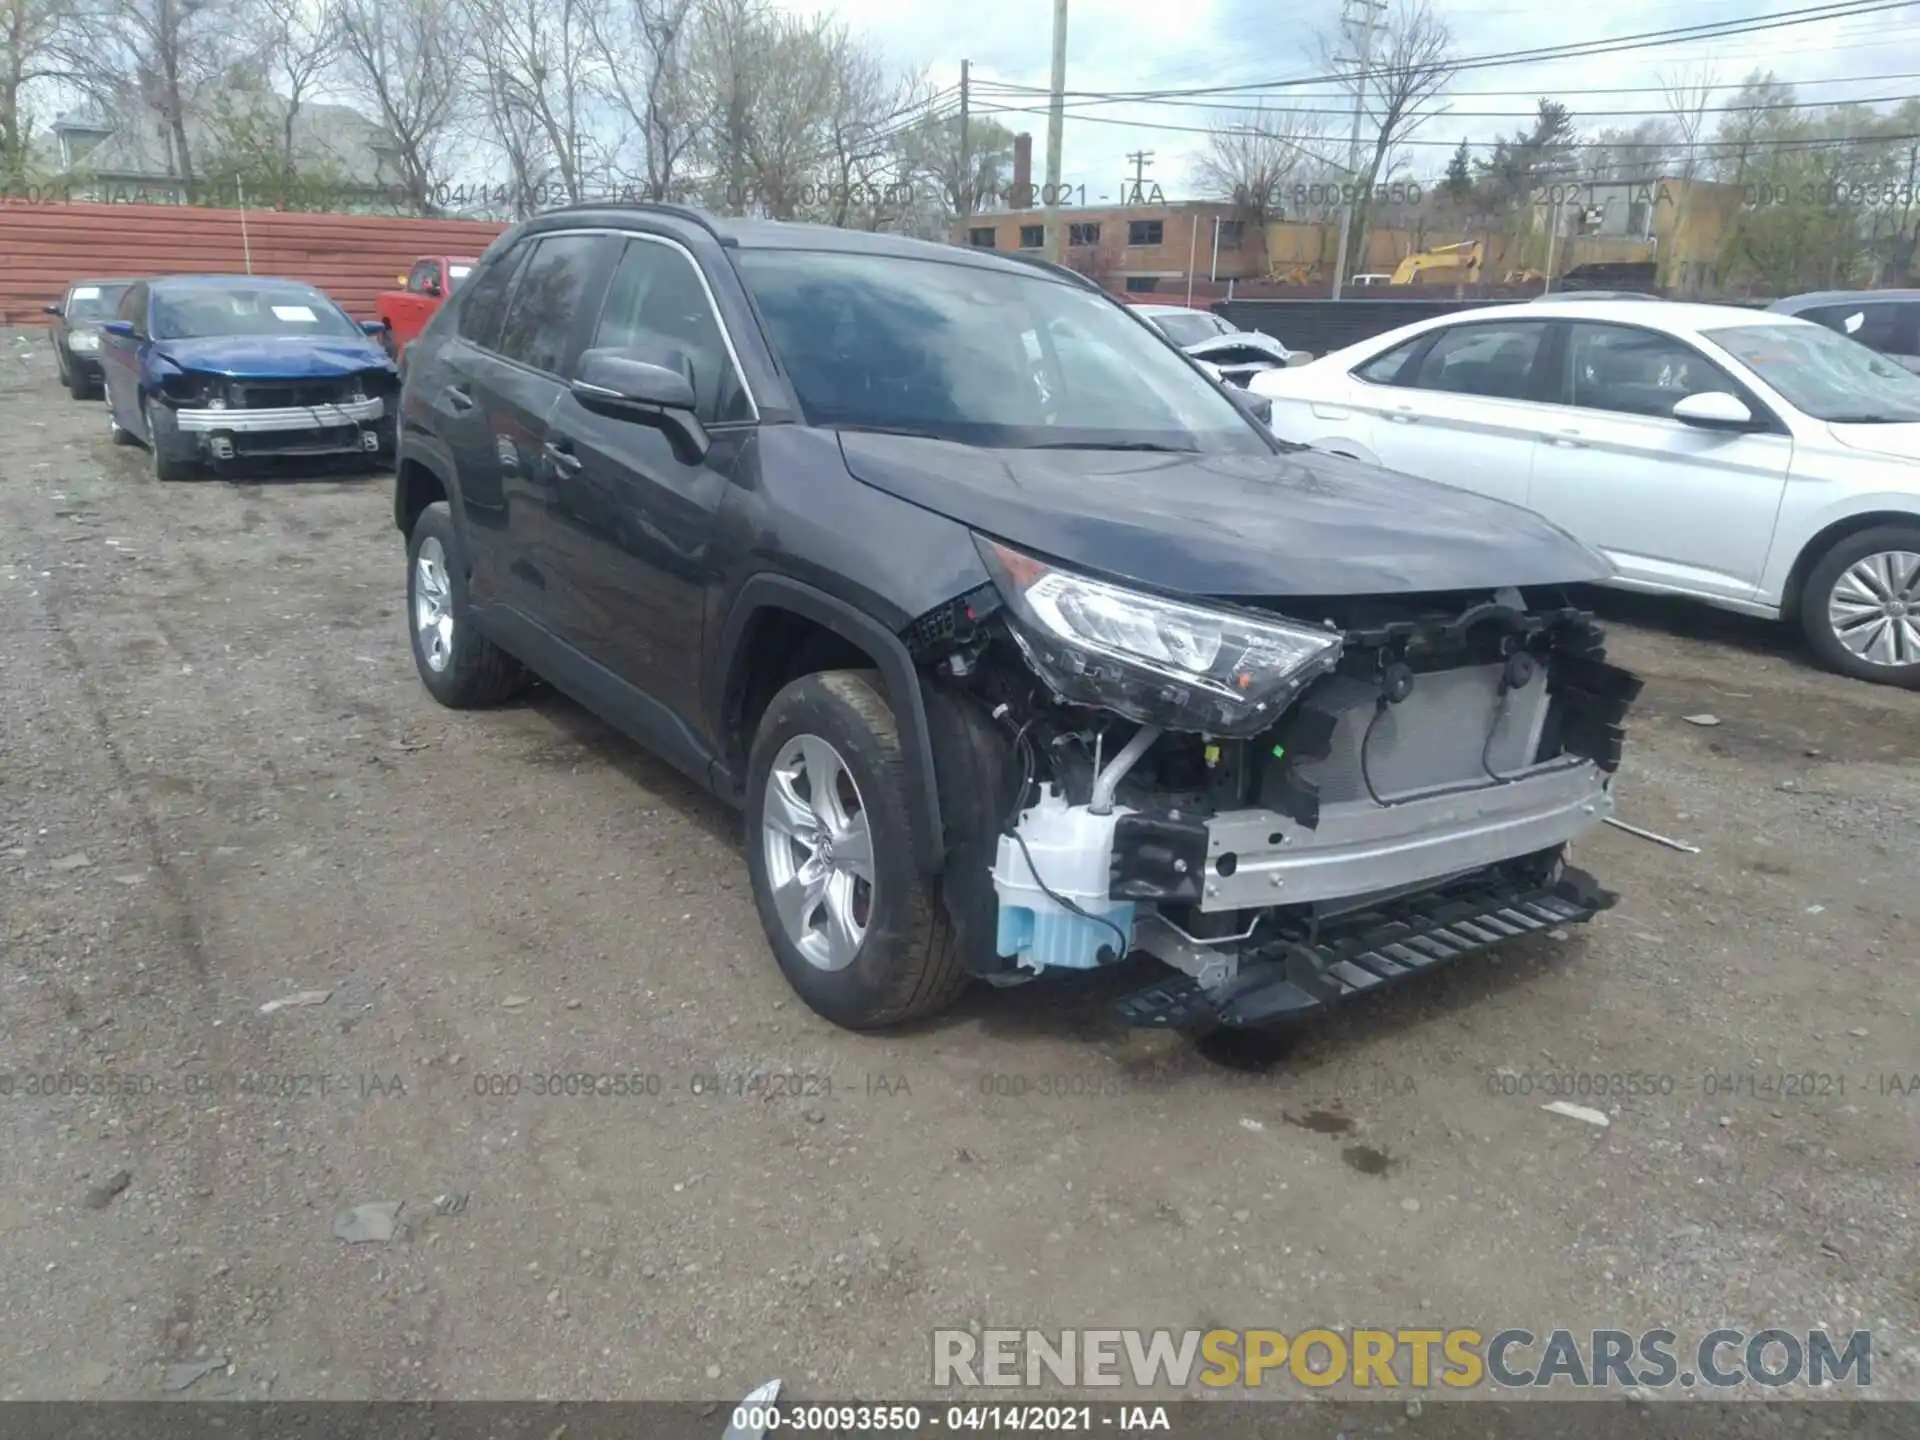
[978,537,1343,736]
[70,331,100,352]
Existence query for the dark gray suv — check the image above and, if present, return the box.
[392,203,1641,1034]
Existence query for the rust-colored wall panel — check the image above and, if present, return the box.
[0,203,509,325]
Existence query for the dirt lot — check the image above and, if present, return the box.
[1,327,1916,1412]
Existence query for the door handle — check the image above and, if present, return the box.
[1549,429,1587,447]
[442,385,473,413]
[543,439,583,476]
[1389,407,1418,424]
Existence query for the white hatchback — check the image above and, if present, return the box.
[1250,299,1920,686]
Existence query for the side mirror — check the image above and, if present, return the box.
[1285,351,1315,367]
[571,347,709,463]
[1225,386,1273,426]
[361,320,387,336]
[99,320,135,338]
[43,302,62,317]
[1671,391,1754,430]
[424,280,443,298]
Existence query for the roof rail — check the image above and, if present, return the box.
[537,198,726,243]
[997,251,1102,291]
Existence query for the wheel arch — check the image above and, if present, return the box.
[715,575,947,876]
[1780,509,1920,621]
[394,450,453,536]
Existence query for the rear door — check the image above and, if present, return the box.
[427,241,530,609]
[1524,319,1792,600]
[482,232,619,643]
[1345,317,1558,508]
[541,232,756,730]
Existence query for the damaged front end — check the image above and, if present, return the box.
[906,538,1644,1032]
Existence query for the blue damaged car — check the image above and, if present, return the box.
[98,274,398,481]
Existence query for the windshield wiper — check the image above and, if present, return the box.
[830,422,955,441]
[1024,439,1198,453]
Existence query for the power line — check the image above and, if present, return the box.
[970,0,1915,106]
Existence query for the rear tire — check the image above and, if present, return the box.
[406,500,527,707]
[1799,524,1920,688]
[744,671,969,1030]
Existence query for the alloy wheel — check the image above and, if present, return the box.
[759,733,875,972]
[413,536,454,673]
[1826,549,1920,667]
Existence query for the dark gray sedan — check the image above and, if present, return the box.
[43,279,135,399]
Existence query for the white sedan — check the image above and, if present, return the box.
[1250,299,1920,686]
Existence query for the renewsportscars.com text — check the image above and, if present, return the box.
[932,1327,1872,1391]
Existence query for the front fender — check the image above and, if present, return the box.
[713,574,948,876]
[1762,490,1920,606]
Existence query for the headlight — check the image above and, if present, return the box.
[977,537,1343,737]
[70,331,100,352]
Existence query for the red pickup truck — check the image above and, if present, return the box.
[374,255,477,358]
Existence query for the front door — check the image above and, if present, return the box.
[542,233,757,730]
[1526,320,1792,600]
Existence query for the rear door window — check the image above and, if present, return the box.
[1403,321,1552,401]
[457,244,529,351]
[494,234,609,376]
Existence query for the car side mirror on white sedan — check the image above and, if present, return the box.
[1671,391,1755,430]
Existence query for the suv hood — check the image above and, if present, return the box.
[1827,420,1920,461]
[837,434,1613,597]
[154,335,390,379]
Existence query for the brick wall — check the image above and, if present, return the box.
[0,203,509,325]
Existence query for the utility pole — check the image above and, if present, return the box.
[959,59,971,217]
[1331,0,1385,301]
[1125,148,1154,202]
[1044,0,1068,262]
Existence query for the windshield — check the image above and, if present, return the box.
[1706,321,1920,423]
[731,250,1269,454]
[65,284,130,320]
[151,285,362,341]
[1149,311,1232,346]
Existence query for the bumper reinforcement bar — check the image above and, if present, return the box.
[1114,864,1616,1031]
[174,397,385,433]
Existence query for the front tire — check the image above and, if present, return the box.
[744,671,968,1030]
[143,398,194,482]
[1800,525,1920,688]
[67,363,93,400]
[406,500,526,707]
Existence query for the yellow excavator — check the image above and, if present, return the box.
[1389,239,1484,286]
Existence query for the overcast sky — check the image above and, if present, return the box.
[784,0,1920,202]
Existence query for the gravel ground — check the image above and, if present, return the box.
[1,328,1915,1412]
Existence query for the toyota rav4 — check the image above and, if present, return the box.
[392,204,1642,1033]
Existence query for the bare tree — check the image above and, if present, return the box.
[692,0,767,208]
[1193,105,1333,223]
[1,0,82,188]
[1579,117,1678,184]
[590,0,707,201]
[334,0,469,212]
[462,0,606,205]
[1658,60,1717,289]
[86,0,244,187]
[223,0,342,201]
[1321,0,1458,278]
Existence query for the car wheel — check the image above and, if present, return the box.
[406,500,527,706]
[66,365,93,400]
[108,405,136,446]
[744,671,969,1030]
[1800,524,1920,688]
[143,398,194,482]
